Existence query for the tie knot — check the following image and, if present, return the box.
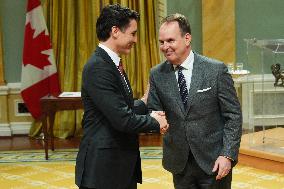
[176,65,184,71]
[118,60,124,73]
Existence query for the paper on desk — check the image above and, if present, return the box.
[232,70,250,75]
[59,92,81,97]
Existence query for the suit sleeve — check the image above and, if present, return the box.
[147,70,164,111]
[133,99,147,115]
[84,64,160,134]
[217,64,243,161]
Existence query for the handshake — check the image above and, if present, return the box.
[150,111,169,134]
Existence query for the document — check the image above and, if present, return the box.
[59,92,81,97]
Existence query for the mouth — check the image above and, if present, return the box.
[165,51,173,57]
[128,43,135,49]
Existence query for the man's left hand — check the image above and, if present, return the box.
[212,156,232,180]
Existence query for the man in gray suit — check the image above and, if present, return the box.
[148,13,242,189]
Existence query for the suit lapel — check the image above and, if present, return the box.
[163,62,186,115]
[95,47,133,103]
[185,53,205,115]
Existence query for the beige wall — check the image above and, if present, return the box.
[0,84,33,136]
[0,97,8,122]
[8,94,33,123]
[0,86,10,136]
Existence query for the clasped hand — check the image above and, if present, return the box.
[150,111,169,134]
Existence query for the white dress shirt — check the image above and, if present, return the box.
[98,43,121,66]
[173,50,194,91]
[98,43,130,92]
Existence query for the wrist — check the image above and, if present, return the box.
[222,155,234,161]
[140,97,147,104]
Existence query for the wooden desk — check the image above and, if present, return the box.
[40,96,83,160]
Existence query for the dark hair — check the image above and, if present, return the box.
[161,13,191,36]
[96,4,140,41]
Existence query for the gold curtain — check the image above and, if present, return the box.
[112,0,160,97]
[202,0,236,63]
[30,0,160,138]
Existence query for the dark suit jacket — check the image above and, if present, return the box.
[148,52,242,175]
[75,47,160,189]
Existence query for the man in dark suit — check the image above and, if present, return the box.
[75,4,168,189]
[148,13,242,189]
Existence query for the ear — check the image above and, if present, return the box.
[184,33,192,46]
[111,26,120,38]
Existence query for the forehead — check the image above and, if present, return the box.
[124,19,137,32]
[159,21,181,39]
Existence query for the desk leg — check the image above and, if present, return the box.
[42,115,49,160]
[49,112,55,151]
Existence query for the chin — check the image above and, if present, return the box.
[166,56,174,62]
[123,49,131,55]
[118,50,128,55]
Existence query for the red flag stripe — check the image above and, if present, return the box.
[21,0,61,119]
[21,73,60,119]
[27,0,41,12]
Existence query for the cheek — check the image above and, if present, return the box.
[128,36,135,42]
[159,45,166,52]
[126,39,134,45]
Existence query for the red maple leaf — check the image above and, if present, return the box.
[23,22,52,69]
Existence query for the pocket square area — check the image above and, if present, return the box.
[197,87,212,92]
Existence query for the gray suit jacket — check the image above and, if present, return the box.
[148,52,242,175]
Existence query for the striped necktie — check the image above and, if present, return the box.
[117,60,130,92]
[118,60,124,73]
[177,66,188,108]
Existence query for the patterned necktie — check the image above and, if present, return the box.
[117,60,130,92]
[118,60,124,74]
[177,66,188,108]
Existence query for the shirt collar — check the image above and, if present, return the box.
[99,43,121,66]
[172,50,194,71]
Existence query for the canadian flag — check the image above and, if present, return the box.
[21,0,60,120]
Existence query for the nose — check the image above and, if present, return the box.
[133,35,137,43]
[160,42,169,51]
